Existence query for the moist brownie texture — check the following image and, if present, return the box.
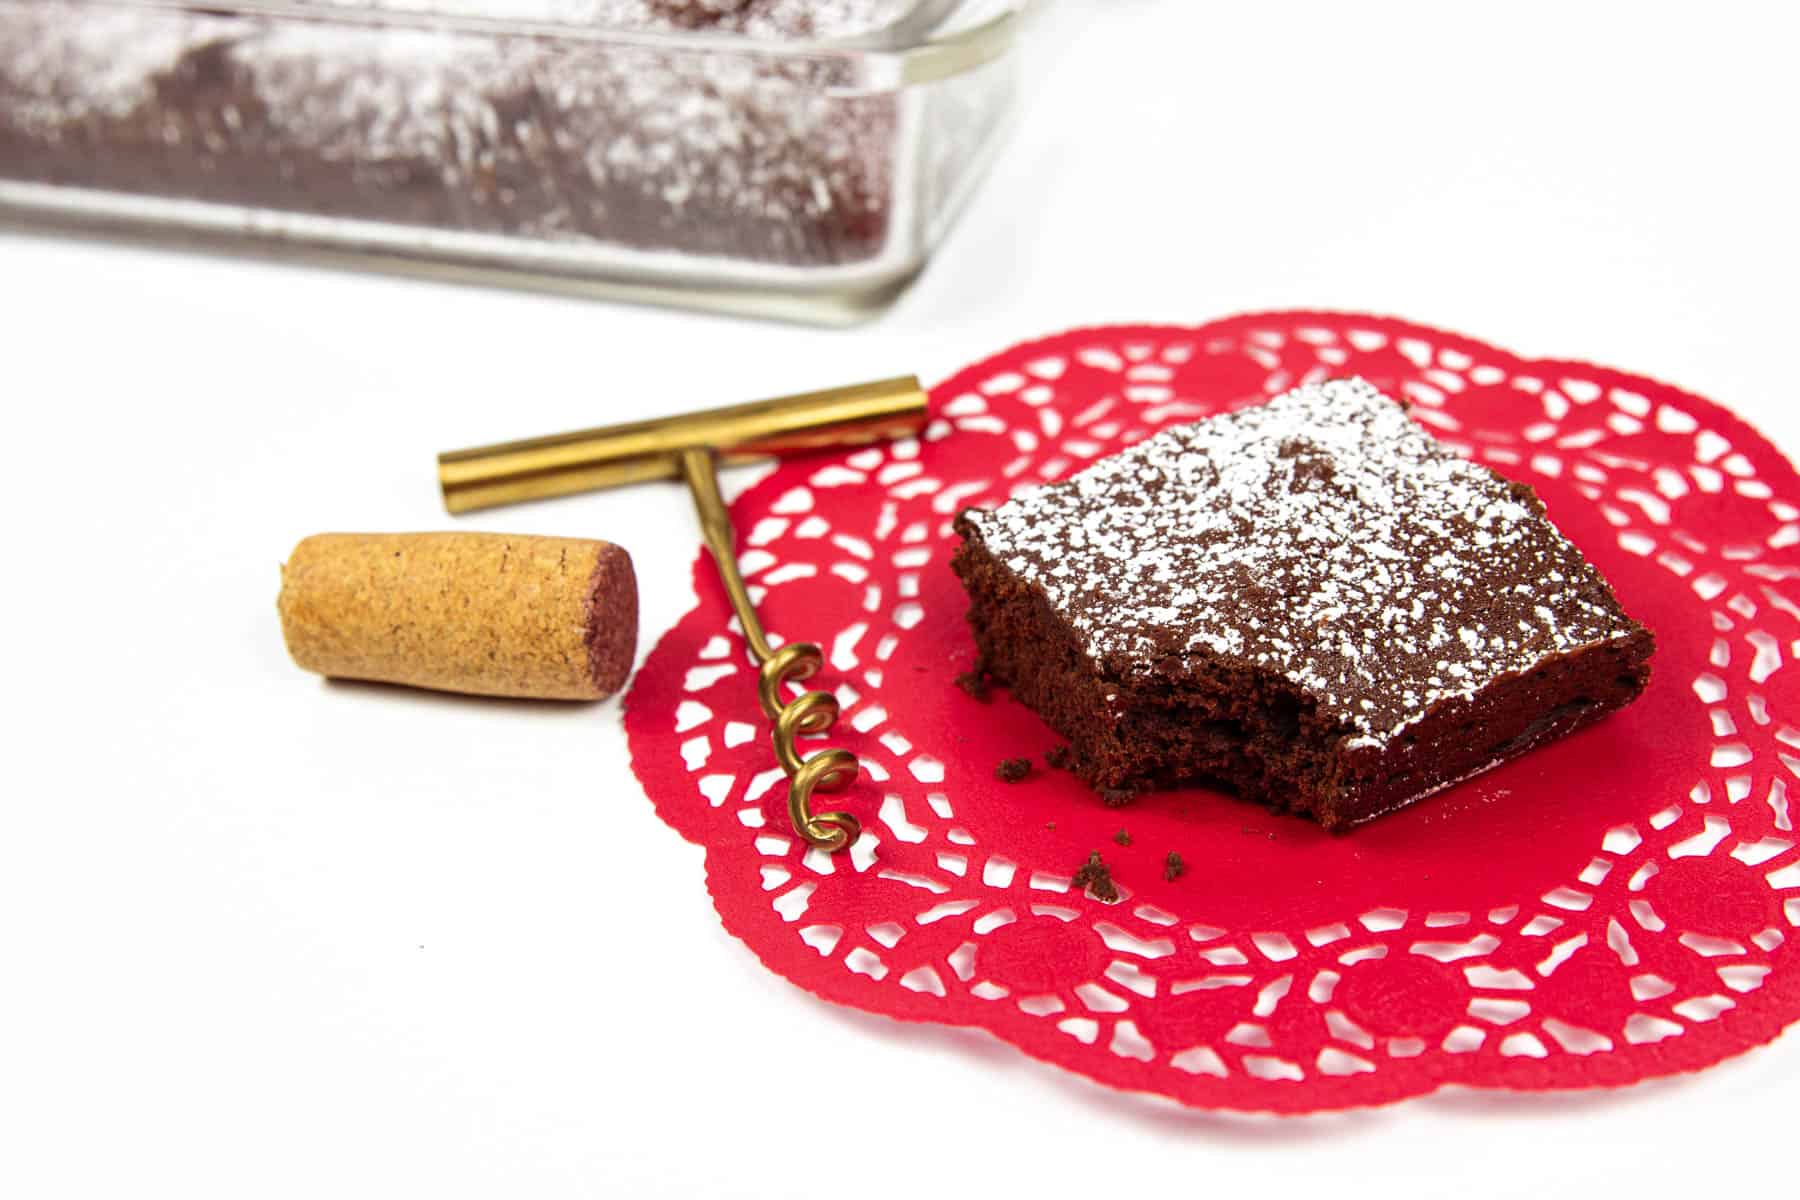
[0,1,908,266]
[951,377,1654,829]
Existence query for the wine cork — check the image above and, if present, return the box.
[278,532,637,700]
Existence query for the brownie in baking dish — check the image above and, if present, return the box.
[950,377,1654,829]
[0,2,897,267]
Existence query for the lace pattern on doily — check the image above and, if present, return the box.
[626,314,1800,1112]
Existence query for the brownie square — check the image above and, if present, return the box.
[951,377,1654,829]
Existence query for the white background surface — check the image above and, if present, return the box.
[4,1,1798,1196]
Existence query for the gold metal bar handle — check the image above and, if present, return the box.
[439,376,928,514]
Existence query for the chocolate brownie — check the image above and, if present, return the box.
[994,756,1032,783]
[951,378,1654,830]
[0,2,908,267]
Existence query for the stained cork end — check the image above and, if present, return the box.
[582,542,638,698]
[278,532,638,701]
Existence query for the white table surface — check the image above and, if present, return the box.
[5,1,1798,1196]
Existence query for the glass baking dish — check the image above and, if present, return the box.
[0,0,1029,322]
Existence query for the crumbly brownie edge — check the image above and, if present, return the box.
[951,516,1357,803]
[950,517,1138,785]
[953,511,1656,829]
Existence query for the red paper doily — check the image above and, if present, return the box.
[625,314,1800,1112]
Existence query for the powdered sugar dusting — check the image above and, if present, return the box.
[964,378,1642,742]
[0,0,910,263]
[0,9,238,123]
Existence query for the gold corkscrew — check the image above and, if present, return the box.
[438,377,929,851]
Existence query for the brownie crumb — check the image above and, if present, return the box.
[1101,787,1137,809]
[1112,828,1132,846]
[954,669,991,702]
[1045,744,1077,771]
[995,756,1032,783]
[1071,851,1120,903]
[1163,852,1186,882]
